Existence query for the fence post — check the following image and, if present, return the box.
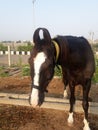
[8,45,11,67]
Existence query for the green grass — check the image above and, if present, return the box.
[54,65,62,77]
[0,66,9,77]
[92,65,98,83]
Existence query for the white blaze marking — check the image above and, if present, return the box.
[83,118,91,130]
[33,52,46,86]
[67,112,74,125]
[30,88,39,107]
[30,52,46,107]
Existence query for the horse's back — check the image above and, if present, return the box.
[62,36,95,77]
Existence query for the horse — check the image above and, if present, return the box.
[29,28,95,130]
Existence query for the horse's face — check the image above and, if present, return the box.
[29,28,55,107]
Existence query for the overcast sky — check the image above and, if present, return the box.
[0,0,98,41]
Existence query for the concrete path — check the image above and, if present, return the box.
[0,92,98,115]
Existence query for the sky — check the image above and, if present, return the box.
[0,0,98,41]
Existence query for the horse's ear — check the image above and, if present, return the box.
[33,28,42,45]
[43,28,51,43]
[33,28,51,45]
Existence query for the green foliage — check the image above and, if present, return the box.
[92,58,98,83]
[92,43,98,51]
[17,44,33,51]
[54,65,62,77]
[0,66,9,77]
[92,66,98,83]
[21,65,30,76]
[0,65,30,77]
[0,44,7,51]
[21,65,62,77]
[93,43,98,48]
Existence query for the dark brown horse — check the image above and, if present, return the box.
[29,28,95,130]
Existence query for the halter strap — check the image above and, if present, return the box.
[32,84,48,92]
[33,85,39,90]
[52,40,60,63]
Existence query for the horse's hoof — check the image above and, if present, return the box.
[67,112,74,126]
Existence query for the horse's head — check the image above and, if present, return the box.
[29,28,55,107]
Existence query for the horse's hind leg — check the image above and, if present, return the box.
[67,82,75,125]
[82,78,91,130]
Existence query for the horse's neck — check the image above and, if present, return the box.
[57,40,69,65]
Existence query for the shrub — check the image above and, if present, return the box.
[0,66,9,77]
[92,65,98,83]
[54,65,62,77]
[17,44,33,51]
[0,44,7,51]
[21,65,30,76]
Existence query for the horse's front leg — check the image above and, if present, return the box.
[62,69,68,98]
[67,82,75,125]
[63,80,68,98]
[82,79,91,130]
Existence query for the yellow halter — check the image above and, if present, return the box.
[52,40,60,63]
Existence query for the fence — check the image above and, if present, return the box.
[0,46,98,66]
[0,51,30,56]
[0,46,30,66]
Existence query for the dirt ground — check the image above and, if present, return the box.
[0,105,98,130]
[0,76,98,102]
[0,76,98,130]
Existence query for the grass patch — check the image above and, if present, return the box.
[21,65,30,76]
[0,66,9,77]
[92,66,98,83]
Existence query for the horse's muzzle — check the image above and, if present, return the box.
[29,88,45,107]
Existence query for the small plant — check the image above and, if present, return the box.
[0,66,9,77]
[21,65,30,76]
[54,65,62,77]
